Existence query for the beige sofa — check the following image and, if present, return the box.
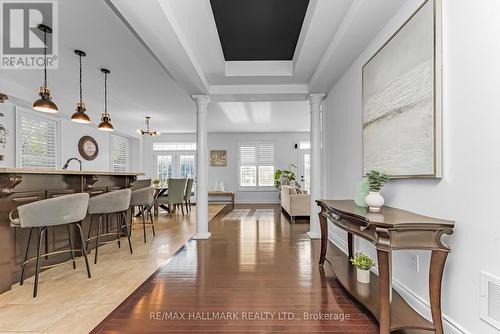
[280,185,310,222]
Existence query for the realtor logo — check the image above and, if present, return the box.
[0,0,58,69]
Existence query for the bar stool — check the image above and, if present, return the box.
[9,193,91,298]
[86,189,132,264]
[130,187,156,243]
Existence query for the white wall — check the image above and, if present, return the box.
[1,104,141,171]
[142,132,309,203]
[60,119,111,171]
[322,0,500,333]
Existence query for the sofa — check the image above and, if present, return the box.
[280,185,310,222]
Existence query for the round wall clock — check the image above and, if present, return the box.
[78,136,99,161]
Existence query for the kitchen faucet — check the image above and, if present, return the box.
[62,157,82,171]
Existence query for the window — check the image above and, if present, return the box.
[239,142,275,188]
[299,141,310,150]
[18,111,58,168]
[179,155,195,178]
[111,135,129,172]
[154,143,196,180]
[157,155,173,180]
[153,142,196,151]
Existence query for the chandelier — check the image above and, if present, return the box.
[137,116,160,136]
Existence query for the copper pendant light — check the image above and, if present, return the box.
[98,68,113,131]
[71,50,91,124]
[33,24,58,113]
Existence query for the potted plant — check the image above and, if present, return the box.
[274,164,297,189]
[350,252,374,284]
[364,170,390,212]
[152,178,161,187]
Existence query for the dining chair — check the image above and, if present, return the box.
[131,178,151,191]
[157,178,187,215]
[184,178,194,213]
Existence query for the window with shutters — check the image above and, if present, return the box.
[111,135,129,172]
[238,142,275,189]
[17,111,59,168]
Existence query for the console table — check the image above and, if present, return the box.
[208,191,235,207]
[316,200,454,334]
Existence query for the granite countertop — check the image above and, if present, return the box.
[0,168,144,176]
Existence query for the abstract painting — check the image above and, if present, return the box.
[362,0,442,178]
[210,150,227,166]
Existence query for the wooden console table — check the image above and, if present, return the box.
[316,200,454,334]
[208,191,235,207]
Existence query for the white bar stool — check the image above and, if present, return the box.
[130,187,156,243]
[9,193,91,297]
[86,189,132,264]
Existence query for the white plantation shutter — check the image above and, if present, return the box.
[111,135,129,172]
[239,144,257,187]
[19,113,58,168]
[239,142,275,188]
[257,143,275,187]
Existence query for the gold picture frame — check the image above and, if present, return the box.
[210,150,227,167]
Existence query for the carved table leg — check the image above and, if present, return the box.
[429,250,448,334]
[319,213,328,266]
[377,249,392,334]
[348,232,354,259]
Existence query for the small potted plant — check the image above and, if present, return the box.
[364,170,390,212]
[152,178,161,187]
[350,252,374,284]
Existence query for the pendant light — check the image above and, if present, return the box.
[98,68,113,131]
[33,24,58,113]
[137,116,161,136]
[71,50,91,124]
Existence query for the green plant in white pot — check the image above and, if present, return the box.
[350,252,374,284]
[365,170,390,212]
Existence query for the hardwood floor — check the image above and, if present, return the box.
[0,204,226,333]
[91,204,379,333]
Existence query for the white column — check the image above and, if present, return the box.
[192,95,211,239]
[307,94,325,240]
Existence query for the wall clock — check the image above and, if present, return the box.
[78,136,99,161]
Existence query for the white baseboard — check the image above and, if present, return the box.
[192,232,211,240]
[328,229,470,334]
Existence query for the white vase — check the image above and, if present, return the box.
[356,268,370,284]
[365,191,384,212]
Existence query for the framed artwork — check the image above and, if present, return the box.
[78,136,99,161]
[210,150,227,167]
[362,0,442,178]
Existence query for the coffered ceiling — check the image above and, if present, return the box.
[0,0,406,135]
[210,0,309,61]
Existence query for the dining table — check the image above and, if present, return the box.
[153,186,169,216]
[134,186,169,217]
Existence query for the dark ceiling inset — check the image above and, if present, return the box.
[210,0,309,61]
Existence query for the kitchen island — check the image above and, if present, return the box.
[0,168,143,293]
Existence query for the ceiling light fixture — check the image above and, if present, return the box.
[98,68,113,132]
[71,50,91,124]
[137,116,161,136]
[33,24,58,113]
